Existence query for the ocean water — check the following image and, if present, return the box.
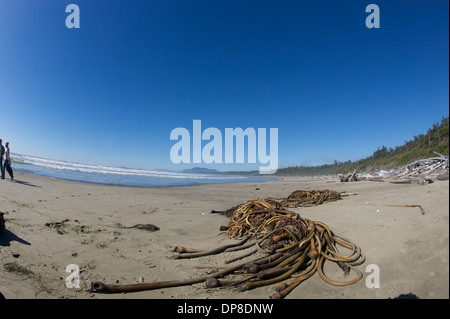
[10,154,275,187]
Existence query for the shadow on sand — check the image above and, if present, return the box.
[0,229,32,246]
[12,179,41,188]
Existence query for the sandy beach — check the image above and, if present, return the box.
[0,172,448,299]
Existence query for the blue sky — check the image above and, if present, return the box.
[0,0,448,172]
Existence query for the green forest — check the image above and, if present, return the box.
[275,116,449,176]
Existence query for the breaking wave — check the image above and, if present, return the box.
[11,153,272,187]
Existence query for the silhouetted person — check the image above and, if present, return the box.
[2,142,14,181]
[0,139,4,179]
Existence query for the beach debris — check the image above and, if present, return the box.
[367,204,425,215]
[44,219,93,235]
[174,237,251,259]
[339,154,449,185]
[211,206,241,218]
[3,262,34,277]
[91,198,365,299]
[219,199,287,239]
[116,223,160,232]
[73,225,90,234]
[339,169,358,183]
[280,189,341,208]
[0,212,5,233]
[211,189,342,218]
[45,219,70,235]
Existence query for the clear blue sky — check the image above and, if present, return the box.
[0,0,448,172]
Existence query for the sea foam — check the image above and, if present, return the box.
[11,153,272,187]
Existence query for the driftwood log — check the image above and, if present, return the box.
[339,154,449,185]
[339,170,357,182]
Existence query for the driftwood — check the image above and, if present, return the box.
[339,154,449,185]
[339,170,357,182]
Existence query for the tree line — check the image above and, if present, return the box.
[275,116,449,176]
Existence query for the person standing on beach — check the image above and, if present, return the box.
[2,142,14,181]
[0,139,4,179]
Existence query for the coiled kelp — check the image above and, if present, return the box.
[91,191,365,298]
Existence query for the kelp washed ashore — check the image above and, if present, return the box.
[91,190,365,299]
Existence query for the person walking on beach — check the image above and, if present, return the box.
[0,139,5,179]
[2,142,14,181]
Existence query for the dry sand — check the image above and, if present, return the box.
[0,172,448,299]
